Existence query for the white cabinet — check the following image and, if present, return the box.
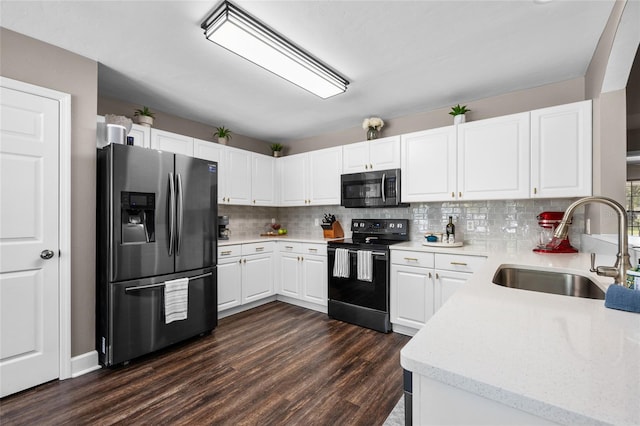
[342,136,401,173]
[390,250,486,336]
[457,112,530,200]
[277,243,327,310]
[242,243,275,303]
[279,154,307,206]
[193,140,250,205]
[530,100,592,198]
[401,126,457,202]
[251,153,276,206]
[217,245,243,312]
[151,128,194,156]
[279,147,342,206]
[307,147,342,205]
[217,243,274,312]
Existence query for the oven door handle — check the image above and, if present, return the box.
[328,247,387,257]
[381,173,386,203]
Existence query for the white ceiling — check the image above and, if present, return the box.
[0,0,616,143]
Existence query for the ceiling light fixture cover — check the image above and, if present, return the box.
[201,1,349,99]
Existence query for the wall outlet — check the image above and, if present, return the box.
[466,220,474,231]
[314,218,319,226]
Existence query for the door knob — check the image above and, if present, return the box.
[40,249,55,260]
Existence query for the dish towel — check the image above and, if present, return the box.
[357,250,373,282]
[604,284,640,313]
[333,248,350,278]
[165,277,189,324]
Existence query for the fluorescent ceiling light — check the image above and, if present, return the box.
[201,1,349,99]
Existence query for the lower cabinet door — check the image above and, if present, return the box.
[217,257,242,311]
[279,252,301,298]
[301,254,327,306]
[242,253,274,303]
[391,264,434,330]
[435,269,470,310]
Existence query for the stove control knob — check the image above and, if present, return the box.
[389,223,395,228]
[360,222,365,227]
[398,223,403,228]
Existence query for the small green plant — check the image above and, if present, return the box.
[134,106,155,118]
[215,126,232,139]
[270,143,283,152]
[449,104,470,116]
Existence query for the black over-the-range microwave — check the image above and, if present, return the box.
[340,168,406,208]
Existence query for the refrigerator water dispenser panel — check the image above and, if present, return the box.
[121,191,156,244]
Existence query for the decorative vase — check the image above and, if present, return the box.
[136,115,154,127]
[273,151,282,158]
[366,127,379,140]
[453,114,466,125]
[218,137,228,145]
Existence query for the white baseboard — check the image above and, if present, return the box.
[218,296,277,319]
[70,350,101,378]
[390,323,418,337]
[275,295,327,314]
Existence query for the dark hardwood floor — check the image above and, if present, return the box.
[0,301,410,425]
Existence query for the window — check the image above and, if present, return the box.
[626,180,640,236]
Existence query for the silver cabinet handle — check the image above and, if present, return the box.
[450,261,468,266]
[308,248,318,252]
[428,272,432,279]
[40,249,55,260]
[404,257,418,262]
[285,246,294,249]
[255,247,264,252]
[220,250,232,256]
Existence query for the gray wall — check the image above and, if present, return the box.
[284,78,585,155]
[0,28,98,356]
[98,96,272,155]
[585,0,629,233]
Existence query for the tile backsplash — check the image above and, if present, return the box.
[219,198,584,252]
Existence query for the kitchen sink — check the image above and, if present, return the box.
[492,266,605,300]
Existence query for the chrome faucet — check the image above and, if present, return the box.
[554,196,631,285]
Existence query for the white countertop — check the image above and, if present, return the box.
[219,236,334,246]
[401,251,640,425]
[391,241,490,257]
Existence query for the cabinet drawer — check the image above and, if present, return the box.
[279,242,304,253]
[242,242,274,255]
[391,250,434,268]
[218,244,241,259]
[303,243,327,256]
[435,254,486,273]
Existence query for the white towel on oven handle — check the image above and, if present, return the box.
[357,250,373,282]
[333,248,350,278]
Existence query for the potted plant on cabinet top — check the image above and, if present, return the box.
[215,126,232,145]
[270,143,284,157]
[449,104,470,124]
[134,106,155,127]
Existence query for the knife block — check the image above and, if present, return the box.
[322,221,344,239]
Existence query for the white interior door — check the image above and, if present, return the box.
[0,86,60,397]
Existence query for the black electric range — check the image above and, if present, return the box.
[327,219,409,332]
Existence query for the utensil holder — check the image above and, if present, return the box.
[322,221,344,239]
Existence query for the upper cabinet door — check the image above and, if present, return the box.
[457,112,530,200]
[279,153,308,206]
[342,141,370,173]
[224,146,252,205]
[193,139,226,204]
[128,124,151,148]
[530,100,592,198]
[150,129,194,156]
[368,136,401,171]
[401,127,457,202]
[308,146,342,205]
[251,153,276,206]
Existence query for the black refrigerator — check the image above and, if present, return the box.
[96,144,217,366]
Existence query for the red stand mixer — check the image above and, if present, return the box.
[533,211,578,253]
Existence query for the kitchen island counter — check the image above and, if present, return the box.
[401,251,640,425]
